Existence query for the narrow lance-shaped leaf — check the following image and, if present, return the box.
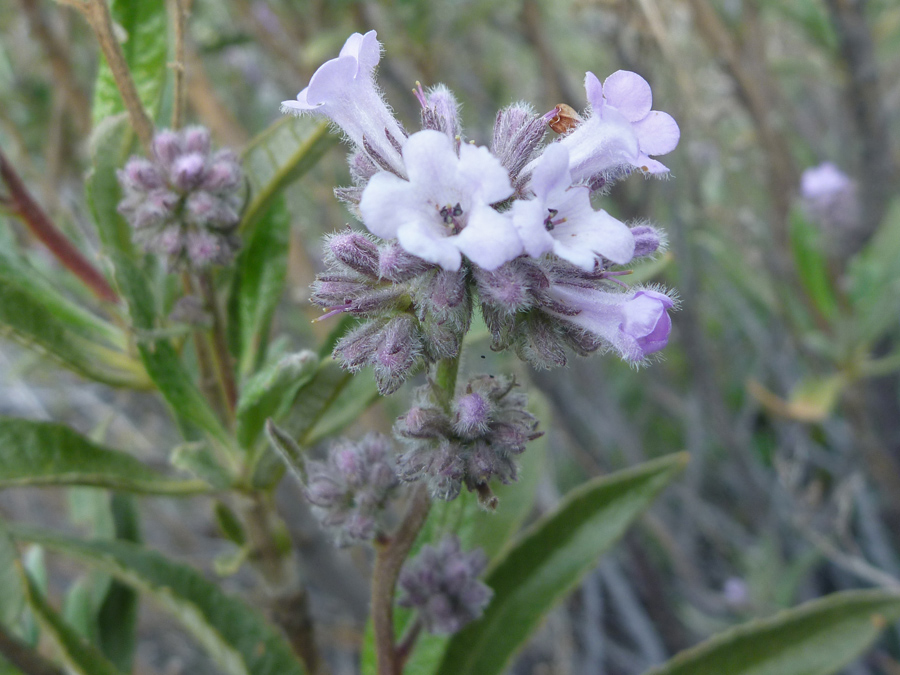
[240,117,339,234]
[642,589,900,675]
[0,522,24,628]
[92,0,168,126]
[229,196,292,381]
[21,570,124,675]
[7,526,306,675]
[436,453,688,675]
[0,417,212,495]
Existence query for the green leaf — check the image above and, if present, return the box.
[0,523,24,628]
[642,589,900,675]
[8,527,306,675]
[0,417,212,495]
[236,350,318,449]
[283,359,379,446]
[846,198,900,346]
[170,442,233,490]
[96,494,140,672]
[240,117,339,234]
[63,580,97,642]
[230,197,292,380]
[436,453,688,675]
[789,208,838,321]
[87,115,135,257]
[21,571,124,675]
[92,0,168,126]
[0,255,148,388]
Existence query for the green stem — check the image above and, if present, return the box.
[198,270,237,423]
[433,353,461,407]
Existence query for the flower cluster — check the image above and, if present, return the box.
[395,375,542,502]
[800,162,859,235]
[117,126,244,269]
[285,31,678,391]
[301,433,400,546]
[398,535,493,634]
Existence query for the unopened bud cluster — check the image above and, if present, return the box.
[311,231,470,395]
[302,433,399,546]
[395,375,542,502]
[398,535,493,634]
[117,126,244,269]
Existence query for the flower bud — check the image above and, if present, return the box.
[328,230,380,278]
[420,84,462,143]
[202,153,243,192]
[171,152,207,191]
[398,535,492,634]
[453,392,492,439]
[372,314,423,395]
[620,289,674,359]
[182,125,211,155]
[630,224,663,259]
[302,434,399,546]
[119,157,164,192]
[378,242,433,282]
[490,103,546,184]
[152,129,182,167]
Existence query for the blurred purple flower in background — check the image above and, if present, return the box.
[800,162,859,236]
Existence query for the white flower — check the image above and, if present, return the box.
[512,144,634,269]
[359,130,522,271]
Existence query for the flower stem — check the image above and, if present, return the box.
[170,0,188,130]
[197,270,237,422]
[0,149,118,304]
[77,0,156,152]
[371,483,432,675]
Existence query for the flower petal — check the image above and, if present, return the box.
[339,30,381,73]
[552,209,635,268]
[602,71,652,122]
[584,71,605,110]
[397,222,462,271]
[401,130,459,187]
[510,199,554,258]
[280,89,320,113]
[451,205,522,270]
[457,143,514,205]
[306,56,359,106]
[359,172,419,239]
[633,110,680,156]
[635,155,670,175]
[528,143,572,201]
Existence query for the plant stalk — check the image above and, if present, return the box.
[0,149,118,304]
[198,270,237,422]
[371,483,432,675]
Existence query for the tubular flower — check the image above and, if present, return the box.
[281,31,407,176]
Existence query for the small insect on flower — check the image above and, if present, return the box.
[547,103,582,135]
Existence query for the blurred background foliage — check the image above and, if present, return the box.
[2,0,900,673]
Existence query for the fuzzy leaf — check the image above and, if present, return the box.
[230,197,292,380]
[0,417,211,495]
[642,589,900,675]
[8,527,306,675]
[21,570,124,675]
[240,117,338,234]
[435,453,688,675]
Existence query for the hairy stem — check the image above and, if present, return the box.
[180,272,227,417]
[77,0,155,152]
[170,0,188,130]
[198,270,237,422]
[371,483,432,675]
[0,149,118,303]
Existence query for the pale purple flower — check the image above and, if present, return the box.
[588,70,680,175]
[512,143,635,269]
[359,130,522,271]
[281,31,407,176]
[800,162,851,201]
[546,286,675,361]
